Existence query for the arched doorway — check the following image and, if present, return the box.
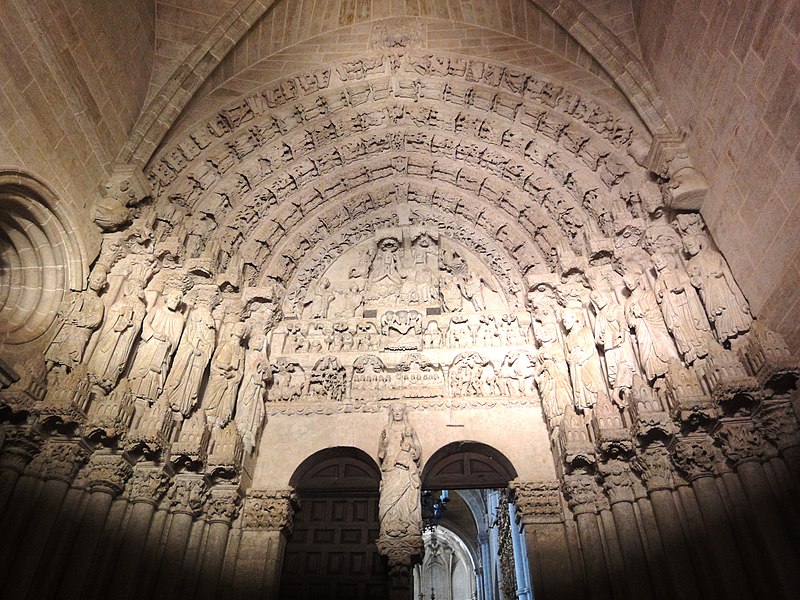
[280,447,390,599]
[418,442,532,600]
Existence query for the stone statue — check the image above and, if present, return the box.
[590,290,637,405]
[128,288,186,403]
[302,277,335,319]
[534,322,573,426]
[204,322,246,427]
[162,301,217,416]
[87,276,146,391]
[377,403,422,539]
[623,267,678,381]
[45,266,107,371]
[683,234,752,343]
[234,333,270,454]
[562,308,609,412]
[652,252,711,364]
[367,236,405,300]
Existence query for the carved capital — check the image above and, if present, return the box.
[0,425,44,473]
[80,452,133,496]
[754,400,800,452]
[167,475,208,517]
[25,438,90,483]
[645,133,707,210]
[95,164,151,232]
[714,417,777,467]
[633,444,677,492]
[598,459,638,504]
[670,435,723,481]
[242,489,298,532]
[509,479,563,524]
[204,485,242,523]
[375,532,423,569]
[126,466,170,505]
[562,473,601,515]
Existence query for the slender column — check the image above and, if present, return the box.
[562,473,612,600]
[0,425,43,514]
[196,485,242,600]
[54,452,133,596]
[110,465,170,600]
[153,474,208,600]
[673,482,719,598]
[233,489,296,600]
[716,417,800,597]
[136,507,169,597]
[755,398,800,482]
[1,437,89,599]
[598,459,655,600]
[595,496,626,600]
[671,434,756,599]
[84,494,130,600]
[636,444,702,599]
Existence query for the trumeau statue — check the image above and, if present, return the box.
[87,276,146,391]
[204,321,246,427]
[163,300,216,417]
[683,234,752,343]
[128,288,186,403]
[378,403,422,539]
[562,308,609,412]
[45,266,108,372]
[652,252,711,364]
[234,333,270,454]
[623,266,678,381]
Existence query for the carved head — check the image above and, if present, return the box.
[88,265,109,292]
[164,289,182,311]
[561,308,582,331]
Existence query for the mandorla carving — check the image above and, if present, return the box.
[242,489,298,532]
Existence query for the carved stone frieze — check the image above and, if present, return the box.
[510,480,564,524]
[242,489,298,532]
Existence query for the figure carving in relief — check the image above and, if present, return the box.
[163,300,217,417]
[204,322,246,427]
[283,322,308,353]
[354,322,380,351]
[683,235,752,343]
[87,276,146,391]
[447,316,474,347]
[477,315,502,346]
[330,323,354,352]
[381,310,423,336]
[622,266,678,381]
[335,283,365,318]
[129,288,186,403]
[308,356,347,402]
[499,352,536,396]
[399,231,439,303]
[302,277,335,319]
[449,353,488,396]
[500,314,525,345]
[270,358,304,402]
[378,403,422,539]
[534,323,572,426]
[367,235,406,300]
[439,270,463,312]
[562,308,609,412]
[422,321,443,349]
[590,290,637,406]
[234,334,270,454]
[45,266,108,372]
[348,246,375,279]
[652,252,711,364]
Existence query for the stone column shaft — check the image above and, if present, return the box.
[0,475,42,583]
[0,470,20,514]
[153,511,195,600]
[112,501,158,600]
[196,520,234,600]
[596,507,626,599]
[609,500,655,600]
[574,512,612,600]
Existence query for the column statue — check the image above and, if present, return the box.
[590,290,638,405]
[234,333,270,454]
[562,308,609,412]
[534,322,573,428]
[204,322,246,427]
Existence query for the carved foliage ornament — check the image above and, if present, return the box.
[510,480,564,524]
[25,440,89,483]
[81,453,133,496]
[242,489,298,532]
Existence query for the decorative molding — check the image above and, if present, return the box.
[242,489,298,532]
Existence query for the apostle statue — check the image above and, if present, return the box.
[533,322,573,427]
[623,265,678,381]
[652,252,711,364]
[377,403,422,540]
[45,265,107,371]
[87,276,146,391]
[234,333,270,454]
[162,299,217,416]
[590,289,638,405]
[683,234,752,343]
[204,321,246,427]
[562,308,609,412]
[128,288,186,403]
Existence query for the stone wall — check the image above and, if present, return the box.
[634,0,800,351]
